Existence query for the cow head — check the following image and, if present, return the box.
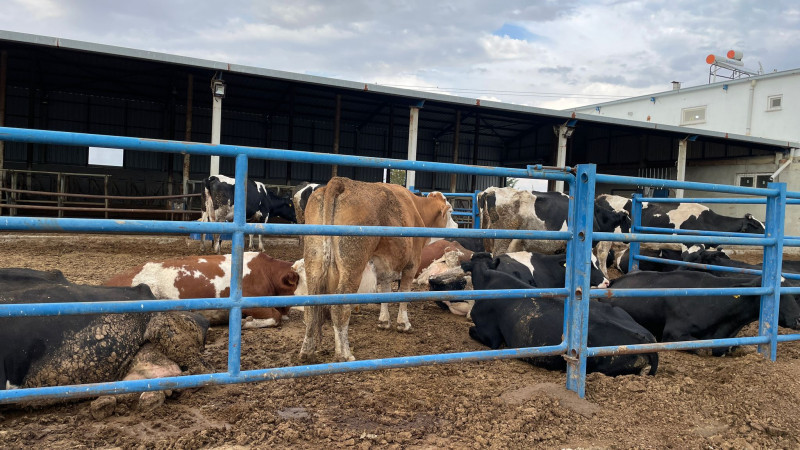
[270,192,298,223]
[424,191,456,229]
[276,268,300,296]
[594,208,631,234]
[740,213,766,234]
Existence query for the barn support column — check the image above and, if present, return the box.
[450,110,461,193]
[209,74,226,176]
[0,50,7,190]
[470,112,480,191]
[675,136,695,198]
[332,94,341,178]
[182,74,193,220]
[406,102,423,189]
[553,120,576,193]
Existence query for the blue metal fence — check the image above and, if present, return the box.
[0,125,796,403]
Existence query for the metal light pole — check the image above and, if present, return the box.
[209,75,226,176]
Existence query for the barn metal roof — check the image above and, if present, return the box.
[1,29,797,152]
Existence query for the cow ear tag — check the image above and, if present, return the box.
[733,295,740,299]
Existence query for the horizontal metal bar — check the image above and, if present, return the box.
[777,334,800,343]
[638,197,767,205]
[780,287,800,295]
[0,288,570,317]
[0,343,568,404]
[634,254,800,280]
[0,127,573,181]
[587,335,769,357]
[593,231,774,246]
[590,286,771,298]
[0,216,571,241]
[784,238,800,247]
[633,226,763,239]
[596,173,779,197]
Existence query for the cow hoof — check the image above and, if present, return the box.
[337,354,356,362]
[298,352,319,364]
[377,320,391,330]
[90,395,117,420]
[138,391,166,411]
[396,323,412,333]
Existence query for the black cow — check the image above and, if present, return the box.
[464,254,658,376]
[614,245,685,274]
[0,269,210,413]
[478,188,630,256]
[603,271,800,355]
[201,175,297,253]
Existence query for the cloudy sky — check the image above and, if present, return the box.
[1,1,798,110]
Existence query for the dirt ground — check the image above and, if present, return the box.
[2,234,800,449]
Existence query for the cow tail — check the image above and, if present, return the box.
[645,352,659,376]
[320,178,345,292]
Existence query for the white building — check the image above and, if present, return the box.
[571,67,800,235]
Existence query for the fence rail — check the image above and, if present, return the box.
[0,125,796,404]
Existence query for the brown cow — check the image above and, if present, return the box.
[416,239,474,277]
[299,177,454,362]
[105,252,299,328]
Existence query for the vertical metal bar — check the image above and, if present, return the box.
[406,106,420,189]
[758,182,786,360]
[182,74,193,221]
[628,193,643,272]
[227,154,248,375]
[57,173,64,218]
[0,50,6,191]
[472,190,480,229]
[210,88,222,176]
[565,164,595,397]
[470,112,480,191]
[10,171,16,216]
[332,94,341,178]
[104,176,109,219]
[676,139,687,198]
[554,125,568,193]
[450,110,461,193]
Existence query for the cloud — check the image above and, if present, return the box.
[0,0,797,110]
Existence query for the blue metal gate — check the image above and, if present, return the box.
[0,126,797,403]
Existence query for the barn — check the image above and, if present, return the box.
[0,31,797,230]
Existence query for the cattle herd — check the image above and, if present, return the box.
[3,174,799,417]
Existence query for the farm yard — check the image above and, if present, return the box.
[2,234,800,448]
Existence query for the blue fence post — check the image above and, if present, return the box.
[758,182,787,360]
[628,193,643,272]
[473,190,481,229]
[227,154,249,376]
[565,164,595,398]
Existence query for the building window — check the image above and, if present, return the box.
[767,95,782,111]
[737,173,772,189]
[681,106,706,125]
[88,147,124,167]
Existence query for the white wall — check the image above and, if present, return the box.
[574,71,800,143]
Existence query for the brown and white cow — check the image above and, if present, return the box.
[105,252,299,329]
[299,177,454,362]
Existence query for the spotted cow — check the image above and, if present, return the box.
[105,252,299,329]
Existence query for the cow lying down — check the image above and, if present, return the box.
[462,254,658,376]
[105,252,299,329]
[428,250,611,318]
[604,271,800,355]
[0,268,210,415]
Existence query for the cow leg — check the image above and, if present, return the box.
[395,272,416,332]
[330,304,355,362]
[299,305,325,362]
[595,241,612,279]
[258,215,268,252]
[377,281,394,329]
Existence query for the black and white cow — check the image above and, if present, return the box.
[603,271,800,355]
[478,187,630,256]
[613,244,685,274]
[428,250,610,317]
[464,254,658,376]
[292,182,323,224]
[201,175,297,253]
[0,268,210,413]
[594,194,765,276]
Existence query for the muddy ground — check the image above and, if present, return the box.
[1,234,800,449]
